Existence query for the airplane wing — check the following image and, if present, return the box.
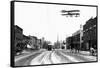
[61,10,80,13]
[68,10,80,12]
[62,13,80,15]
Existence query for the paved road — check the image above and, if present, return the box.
[15,49,97,66]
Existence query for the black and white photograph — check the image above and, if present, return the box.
[11,1,98,67]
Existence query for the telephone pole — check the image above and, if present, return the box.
[80,24,83,50]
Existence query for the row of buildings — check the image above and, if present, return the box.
[66,17,97,51]
[14,25,45,52]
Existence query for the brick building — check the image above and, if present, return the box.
[29,36,38,49]
[82,17,97,50]
[72,30,80,44]
[14,25,23,47]
[23,35,30,48]
[66,36,73,49]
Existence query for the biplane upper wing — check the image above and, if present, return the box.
[61,10,80,13]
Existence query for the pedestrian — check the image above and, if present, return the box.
[90,47,95,56]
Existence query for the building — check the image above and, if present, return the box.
[72,30,80,44]
[72,30,81,50]
[66,36,73,49]
[14,25,23,47]
[65,29,83,50]
[65,24,83,50]
[23,35,30,42]
[60,40,66,49]
[83,17,97,50]
[23,35,30,48]
[36,39,42,49]
[29,36,38,49]
[40,37,45,49]
[14,25,25,54]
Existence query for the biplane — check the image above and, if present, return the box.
[61,10,80,17]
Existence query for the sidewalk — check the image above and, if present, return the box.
[78,51,97,61]
[63,49,91,56]
[15,49,45,61]
[15,50,35,59]
[79,51,90,55]
[67,49,97,60]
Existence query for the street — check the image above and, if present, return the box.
[15,49,97,66]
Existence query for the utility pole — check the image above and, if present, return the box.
[80,24,83,51]
[57,34,60,49]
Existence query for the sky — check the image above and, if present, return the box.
[15,2,96,44]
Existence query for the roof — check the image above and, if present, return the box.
[15,25,23,31]
[72,30,80,36]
